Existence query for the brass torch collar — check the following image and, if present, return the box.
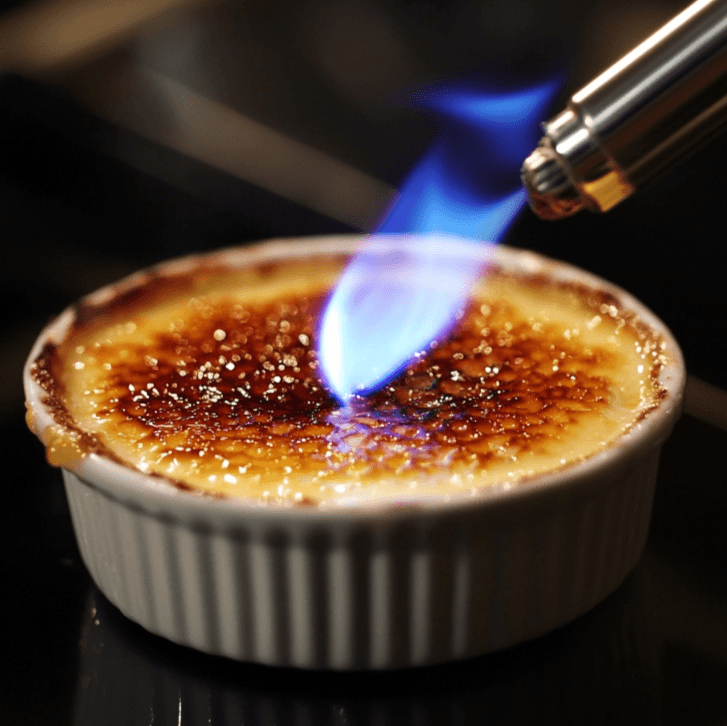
[521,107,635,220]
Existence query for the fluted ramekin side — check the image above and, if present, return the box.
[63,441,661,669]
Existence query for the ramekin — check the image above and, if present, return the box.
[23,235,686,670]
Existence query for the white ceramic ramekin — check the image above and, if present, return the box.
[23,236,685,670]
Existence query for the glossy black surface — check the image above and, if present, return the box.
[3,0,727,722]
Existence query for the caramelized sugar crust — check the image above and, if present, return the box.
[32,260,667,504]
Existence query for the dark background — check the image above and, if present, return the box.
[2,0,727,723]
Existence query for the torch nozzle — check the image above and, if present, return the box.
[521,143,586,220]
[523,0,727,220]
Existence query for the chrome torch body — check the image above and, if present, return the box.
[522,0,727,219]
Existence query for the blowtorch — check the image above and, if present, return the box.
[521,0,727,219]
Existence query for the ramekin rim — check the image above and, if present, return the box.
[23,234,686,523]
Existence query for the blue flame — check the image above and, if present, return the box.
[318,80,557,402]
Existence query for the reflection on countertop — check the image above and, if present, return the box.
[73,570,659,726]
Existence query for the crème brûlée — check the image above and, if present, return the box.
[30,250,669,505]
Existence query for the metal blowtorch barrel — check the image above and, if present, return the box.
[521,0,727,220]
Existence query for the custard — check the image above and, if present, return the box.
[31,249,668,505]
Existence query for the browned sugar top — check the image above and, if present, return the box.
[33,266,666,502]
[107,295,607,442]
